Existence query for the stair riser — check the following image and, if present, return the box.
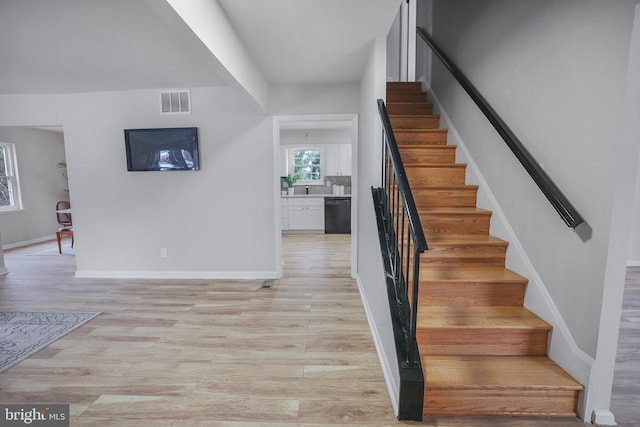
[424,389,580,417]
[390,116,440,129]
[395,130,448,145]
[398,147,456,164]
[387,103,433,115]
[406,166,467,185]
[413,188,478,207]
[422,254,505,268]
[403,243,506,267]
[394,211,491,235]
[418,329,550,356]
[387,92,428,103]
[420,283,526,307]
[420,213,491,235]
[387,81,422,92]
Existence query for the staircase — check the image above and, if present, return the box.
[386,82,583,417]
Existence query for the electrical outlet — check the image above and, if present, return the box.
[160,248,167,258]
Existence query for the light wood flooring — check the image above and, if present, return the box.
[611,267,640,427]
[0,236,588,426]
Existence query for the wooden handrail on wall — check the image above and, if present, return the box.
[417,27,584,229]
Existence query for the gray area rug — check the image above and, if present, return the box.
[0,311,100,373]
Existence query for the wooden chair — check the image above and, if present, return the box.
[55,200,73,254]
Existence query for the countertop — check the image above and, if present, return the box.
[281,194,351,198]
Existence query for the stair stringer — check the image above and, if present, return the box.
[426,85,593,420]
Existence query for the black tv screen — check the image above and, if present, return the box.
[124,127,199,171]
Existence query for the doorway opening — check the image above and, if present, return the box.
[272,114,358,279]
[0,126,72,269]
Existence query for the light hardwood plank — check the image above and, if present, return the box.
[0,236,588,425]
[610,266,640,426]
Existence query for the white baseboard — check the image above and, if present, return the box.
[2,235,56,250]
[0,268,7,276]
[626,260,640,267]
[74,270,278,280]
[592,409,617,426]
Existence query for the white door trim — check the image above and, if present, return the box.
[272,114,358,278]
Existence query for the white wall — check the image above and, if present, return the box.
[270,83,360,115]
[427,0,639,419]
[590,2,640,419]
[0,127,67,246]
[628,168,640,264]
[430,0,635,359]
[0,81,366,279]
[415,0,433,86]
[0,87,276,278]
[387,9,401,82]
[356,37,401,415]
[279,129,351,146]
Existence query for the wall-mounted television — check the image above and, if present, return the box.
[124,127,200,171]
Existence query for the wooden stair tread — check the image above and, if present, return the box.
[407,163,466,169]
[411,185,479,208]
[387,102,431,106]
[416,234,508,268]
[419,267,528,284]
[394,129,448,145]
[398,144,456,150]
[396,206,490,216]
[418,306,551,330]
[390,114,439,118]
[394,128,447,134]
[424,355,583,390]
[391,116,441,129]
[386,92,428,103]
[393,184,478,190]
[412,184,479,190]
[386,102,433,115]
[421,207,492,215]
[426,234,507,247]
[399,145,457,164]
[411,184,479,194]
[387,81,422,91]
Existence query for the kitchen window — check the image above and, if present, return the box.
[289,147,323,183]
[0,142,22,212]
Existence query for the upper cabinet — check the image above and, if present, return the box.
[325,144,352,176]
[280,143,352,179]
[280,128,352,178]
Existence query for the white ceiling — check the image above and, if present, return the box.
[217,0,401,84]
[0,0,400,95]
[0,0,226,94]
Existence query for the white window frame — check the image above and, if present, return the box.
[287,146,325,185]
[0,142,23,212]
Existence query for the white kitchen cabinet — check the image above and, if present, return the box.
[305,201,324,229]
[286,198,324,231]
[326,143,352,176]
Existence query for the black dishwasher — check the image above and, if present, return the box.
[324,197,351,234]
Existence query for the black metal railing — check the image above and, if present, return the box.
[374,99,428,369]
[371,98,426,420]
[417,27,584,229]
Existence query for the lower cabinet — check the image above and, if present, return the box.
[284,198,324,231]
[280,199,289,230]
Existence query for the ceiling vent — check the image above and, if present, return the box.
[160,90,190,114]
